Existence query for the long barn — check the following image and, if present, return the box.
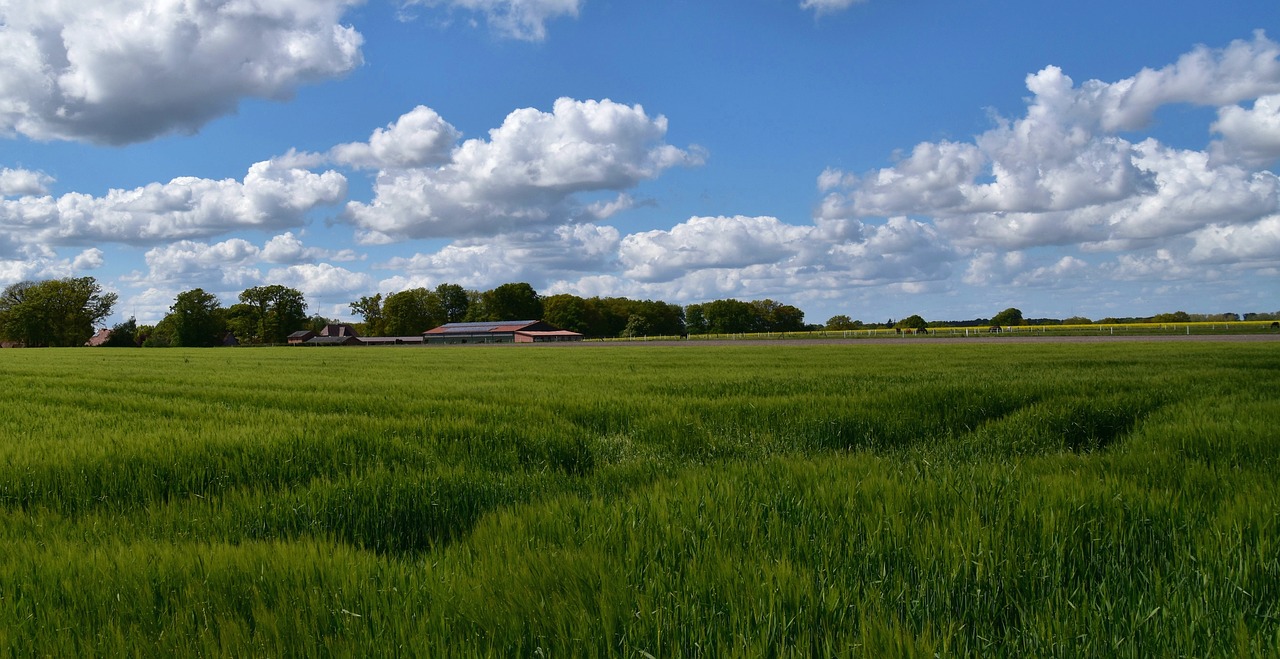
[423,320,584,344]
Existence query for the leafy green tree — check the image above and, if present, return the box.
[223,304,259,344]
[479,282,542,321]
[238,285,308,344]
[702,299,756,334]
[350,294,386,336]
[623,314,651,338]
[588,297,635,336]
[0,277,117,347]
[141,319,174,347]
[1062,316,1093,325]
[991,307,1024,327]
[897,315,929,330]
[462,289,487,322]
[383,288,445,335]
[103,317,140,347]
[543,294,594,334]
[684,304,708,335]
[825,315,862,330]
[167,288,226,347]
[435,283,470,323]
[752,299,805,332]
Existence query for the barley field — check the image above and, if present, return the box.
[0,342,1277,657]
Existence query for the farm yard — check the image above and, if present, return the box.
[1,341,1278,656]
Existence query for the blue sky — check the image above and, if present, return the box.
[2,0,1278,326]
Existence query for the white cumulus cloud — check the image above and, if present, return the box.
[329,106,461,170]
[266,263,374,297]
[0,0,364,144]
[0,161,347,245]
[1212,94,1280,166]
[378,223,620,291]
[124,232,360,293]
[132,239,263,288]
[820,32,1280,264]
[0,168,53,196]
[619,216,811,282]
[1188,215,1280,265]
[344,98,704,241]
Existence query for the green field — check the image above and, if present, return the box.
[1,342,1277,657]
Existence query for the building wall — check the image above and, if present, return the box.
[424,332,516,345]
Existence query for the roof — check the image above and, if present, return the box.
[86,328,113,346]
[424,320,542,335]
[287,330,314,339]
[320,323,359,337]
[516,330,582,337]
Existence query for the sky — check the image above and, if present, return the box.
[1,0,1278,326]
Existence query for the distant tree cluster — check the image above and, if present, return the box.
[350,283,689,339]
[350,282,541,336]
[684,299,805,335]
[141,285,311,347]
[350,284,806,339]
[0,277,117,347]
[818,306,1273,332]
[10,275,1272,350]
[544,294,684,338]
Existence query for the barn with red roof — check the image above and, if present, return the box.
[422,320,584,345]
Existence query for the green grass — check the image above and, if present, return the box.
[0,343,1277,656]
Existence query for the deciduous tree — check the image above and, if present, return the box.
[435,284,470,323]
[350,294,386,336]
[897,315,929,331]
[991,307,1024,327]
[238,285,308,344]
[165,289,226,347]
[543,294,593,334]
[103,317,140,347]
[825,315,861,330]
[479,282,542,321]
[0,277,117,347]
[383,288,444,335]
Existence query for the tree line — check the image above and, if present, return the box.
[0,279,335,348]
[0,277,813,347]
[139,285,315,347]
[349,284,806,338]
[8,276,1272,348]
[822,307,1280,331]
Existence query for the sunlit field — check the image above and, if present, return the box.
[1,342,1277,657]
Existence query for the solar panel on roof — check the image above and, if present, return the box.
[433,321,539,332]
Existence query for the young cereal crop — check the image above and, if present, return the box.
[0,342,1276,657]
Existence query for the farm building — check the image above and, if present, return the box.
[423,320,584,344]
[295,323,365,346]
